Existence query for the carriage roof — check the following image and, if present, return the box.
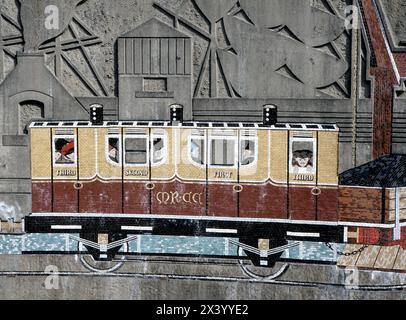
[29,121,339,132]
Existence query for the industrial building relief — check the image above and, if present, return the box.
[155,0,352,98]
[1,0,355,99]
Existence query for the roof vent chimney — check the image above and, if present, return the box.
[90,104,104,125]
[263,104,277,126]
[170,104,184,125]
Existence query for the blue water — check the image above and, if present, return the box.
[0,234,343,263]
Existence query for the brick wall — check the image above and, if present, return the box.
[394,53,406,77]
[359,0,398,158]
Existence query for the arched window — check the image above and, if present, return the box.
[19,100,45,134]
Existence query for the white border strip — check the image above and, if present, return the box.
[206,228,238,234]
[286,232,320,238]
[121,226,153,231]
[32,212,338,225]
[51,225,82,230]
[31,212,400,229]
[343,227,348,243]
[29,122,339,132]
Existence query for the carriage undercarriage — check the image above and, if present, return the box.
[25,214,344,272]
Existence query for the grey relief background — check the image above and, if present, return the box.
[0,0,405,221]
[1,0,356,96]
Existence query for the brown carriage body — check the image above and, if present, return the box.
[30,121,345,222]
[29,120,406,257]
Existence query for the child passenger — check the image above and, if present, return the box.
[292,149,313,172]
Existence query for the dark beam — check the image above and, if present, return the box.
[0,14,3,82]
[153,2,211,40]
[39,36,101,52]
[61,52,100,96]
[54,37,62,78]
[3,47,16,59]
[69,24,109,96]
[3,36,24,47]
[0,11,22,32]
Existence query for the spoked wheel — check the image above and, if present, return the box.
[76,233,130,273]
[234,235,292,280]
[78,242,128,273]
[239,236,288,268]
[80,233,128,261]
[238,248,289,281]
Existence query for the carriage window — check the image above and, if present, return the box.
[190,137,205,165]
[54,137,75,165]
[290,139,316,173]
[152,136,166,164]
[240,139,256,166]
[107,137,121,164]
[125,136,148,165]
[210,138,235,167]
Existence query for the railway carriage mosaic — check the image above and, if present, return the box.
[1,0,406,288]
[24,115,406,271]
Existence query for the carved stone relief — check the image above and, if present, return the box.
[19,0,86,52]
[377,0,406,50]
[155,0,353,99]
[118,18,193,120]
[1,0,359,100]
[1,0,156,97]
[19,100,44,134]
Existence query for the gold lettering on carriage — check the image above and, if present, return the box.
[294,174,315,182]
[56,169,76,177]
[214,171,233,179]
[125,169,149,177]
[156,191,203,205]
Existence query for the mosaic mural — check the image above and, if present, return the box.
[0,0,406,290]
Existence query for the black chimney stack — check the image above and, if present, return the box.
[90,104,104,125]
[263,104,277,126]
[170,104,184,124]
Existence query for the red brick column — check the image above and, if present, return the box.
[359,0,397,158]
[394,53,406,76]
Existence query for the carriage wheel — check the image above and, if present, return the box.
[237,247,289,280]
[239,236,288,268]
[77,241,128,273]
[76,233,129,273]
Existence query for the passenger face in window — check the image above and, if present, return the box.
[108,138,119,163]
[153,138,164,163]
[292,150,313,168]
[55,138,75,164]
[241,140,255,165]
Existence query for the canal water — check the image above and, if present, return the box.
[0,234,344,263]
